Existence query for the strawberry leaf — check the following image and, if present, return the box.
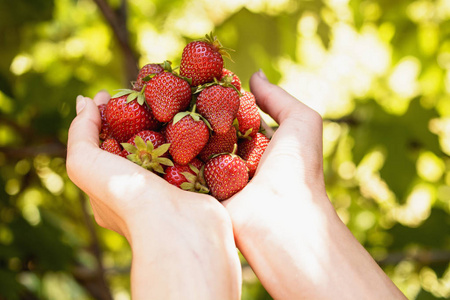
[156,157,174,167]
[152,143,170,157]
[137,94,146,106]
[181,172,197,183]
[121,143,138,154]
[126,92,138,103]
[180,182,195,191]
[126,154,140,164]
[134,136,147,150]
[188,164,200,174]
[152,164,165,174]
[113,89,134,98]
[173,111,190,125]
[146,140,154,153]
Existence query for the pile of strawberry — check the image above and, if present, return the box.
[98,33,270,201]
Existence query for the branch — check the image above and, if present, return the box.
[0,142,67,159]
[91,0,139,84]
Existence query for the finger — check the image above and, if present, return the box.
[250,70,317,125]
[68,95,102,150]
[93,90,111,106]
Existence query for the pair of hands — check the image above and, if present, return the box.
[66,71,405,299]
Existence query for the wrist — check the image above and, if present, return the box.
[126,197,242,300]
[227,182,334,242]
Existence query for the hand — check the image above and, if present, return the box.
[66,91,241,300]
[223,71,406,299]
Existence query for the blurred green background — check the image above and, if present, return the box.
[1,0,449,299]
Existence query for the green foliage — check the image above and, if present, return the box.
[1,0,449,299]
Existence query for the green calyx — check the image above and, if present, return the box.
[172,105,212,131]
[121,136,173,174]
[180,164,209,194]
[113,88,146,106]
[233,119,253,140]
[192,77,242,97]
[210,143,240,160]
[202,32,234,62]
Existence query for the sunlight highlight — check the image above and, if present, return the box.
[393,184,434,227]
[279,22,390,119]
[10,54,33,75]
[137,26,184,64]
[416,151,445,182]
[388,57,421,99]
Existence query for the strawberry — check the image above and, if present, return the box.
[98,104,110,140]
[235,91,260,138]
[196,84,240,135]
[164,158,209,193]
[121,130,167,157]
[105,93,159,143]
[220,68,241,91]
[100,138,123,156]
[180,33,230,86]
[121,134,173,174]
[204,145,249,201]
[238,132,270,178]
[165,109,210,165]
[198,126,237,162]
[145,71,191,123]
[133,63,165,91]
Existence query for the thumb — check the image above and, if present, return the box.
[68,95,102,149]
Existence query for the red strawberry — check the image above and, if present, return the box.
[236,91,260,138]
[106,94,159,143]
[196,85,240,135]
[165,110,210,165]
[238,132,270,178]
[98,104,110,140]
[204,146,249,201]
[121,133,172,174]
[220,68,241,91]
[180,33,230,86]
[198,126,237,162]
[121,130,167,157]
[164,158,209,193]
[145,72,191,123]
[133,63,165,91]
[100,138,123,156]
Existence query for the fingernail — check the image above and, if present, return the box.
[258,69,268,81]
[76,95,86,115]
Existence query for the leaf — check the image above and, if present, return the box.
[126,92,138,103]
[180,182,195,190]
[152,163,165,174]
[173,111,190,124]
[152,143,171,157]
[121,143,138,154]
[137,93,146,106]
[156,157,174,167]
[188,164,200,174]
[126,154,140,164]
[181,172,197,183]
[134,136,147,150]
[112,89,134,98]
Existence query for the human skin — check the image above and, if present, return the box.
[222,70,407,300]
[66,91,242,300]
[66,70,406,300]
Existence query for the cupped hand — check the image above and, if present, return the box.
[67,91,231,237]
[66,91,241,300]
[222,71,406,300]
[223,70,331,235]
